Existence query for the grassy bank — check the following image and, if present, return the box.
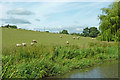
[2,42,118,78]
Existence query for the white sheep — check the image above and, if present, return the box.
[16,44,21,47]
[66,41,69,44]
[32,40,37,43]
[30,42,34,46]
[60,36,62,38]
[73,37,75,39]
[77,37,80,39]
[22,43,27,46]
[91,38,94,40]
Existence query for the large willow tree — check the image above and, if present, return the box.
[98,1,120,42]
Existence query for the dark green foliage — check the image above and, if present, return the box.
[70,27,99,37]
[2,24,17,29]
[83,27,90,37]
[98,2,120,42]
[89,27,100,38]
[45,31,49,33]
[60,30,69,34]
[81,27,99,37]
[70,33,81,36]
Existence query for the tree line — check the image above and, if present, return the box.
[60,27,100,38]
[1,24,17,29]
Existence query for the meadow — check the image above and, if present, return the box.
[2,28,119,78]
[2,28,97,48]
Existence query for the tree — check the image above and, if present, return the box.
[81,27,99,37]
[60,30,69,34]
[45,31,49,33]
[98,2,120,42]
[70,33,76,35]
[83,27,89,37]
[2,24,17,29]
[89,27,99,38]
[70,33,80,36]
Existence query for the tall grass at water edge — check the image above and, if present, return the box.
[2,42,119,78]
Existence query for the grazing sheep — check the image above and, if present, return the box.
[77,37,80,40]
[66,41,69,44]
[22,43,27,46]
[60,36,62,38]
[73,37,75,39]
[30,42,34,46]
[32,40,37,43]
[16,44,21,47]
[91,38,94,40]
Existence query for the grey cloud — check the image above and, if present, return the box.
[74,21,79,23]
[35,19,40,21]
[1,18,31,24]
[7,8,34,15]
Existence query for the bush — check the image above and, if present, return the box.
[60,30,69,34]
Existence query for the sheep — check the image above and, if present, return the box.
[66,41,69,44]
[77,37,79,39]
[16,44,21,47]
[32,40,37,43]
[30,42,34,46]
[91,38,94,40]
[60,36,62,38]
[73,37,75,39]
[22,43,27,46]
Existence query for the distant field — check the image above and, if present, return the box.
[2,28,99,49]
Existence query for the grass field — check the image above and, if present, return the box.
[2,28,99,48]
[2,28,119,78]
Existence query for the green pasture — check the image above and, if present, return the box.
[2,28,99,49]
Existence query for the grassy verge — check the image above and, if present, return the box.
[2,42,118,78]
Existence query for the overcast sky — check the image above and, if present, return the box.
[0,0,115,33]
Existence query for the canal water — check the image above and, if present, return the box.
[51,60,118,78]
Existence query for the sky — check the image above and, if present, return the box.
[0,0,116,33]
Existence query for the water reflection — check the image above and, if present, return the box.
[51,61,118,78]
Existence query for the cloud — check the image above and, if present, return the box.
[35,19,40,21]
[35,25,86,33]
[74,21,79,24]
[1,17,31,24]
[7,8,34,15]
[0,2,110,33]
[76,28,83,31]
